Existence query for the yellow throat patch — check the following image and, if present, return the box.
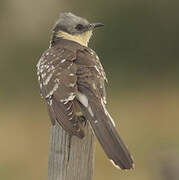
[57,30,93,47]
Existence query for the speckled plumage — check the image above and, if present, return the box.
[37,39,106,138]
[37,13,134,170]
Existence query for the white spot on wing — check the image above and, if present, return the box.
[67,63,73,69]
[77,92,88,107]
[92,83,96,90]
[60,92,75,104]
[94,65,100,74]
[69,117,73,121]
[77,92,94,117]
[66,103,72,111]
[69,83,75,87]
[55,78,59,83]
[40,68,44,73]
[41,73,46,79]
[88,106,94,117]
[69,73,74,76]
[68,111,73,116]
[46,83,58,98]
[36,59,41,70]
[110,160,121,169]
[44,73,53,85]
[95,55,99,60]
[90,49,95,55]
[45,64,49,69]
[61,59,66,63]
[63,101,68,105]
[103,96,107,104]
[47,65,55,72]
[101,99,115,127]
[68,92,75,101]
[49,99,52,106]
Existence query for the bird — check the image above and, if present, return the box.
[37,12,134,170]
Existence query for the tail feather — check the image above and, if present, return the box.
[78,99,134,169]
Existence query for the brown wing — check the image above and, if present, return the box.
[76,48,107,104]
[37,46,84,138]
[75,48,134,169]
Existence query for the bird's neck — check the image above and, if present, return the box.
[54,30,93,47]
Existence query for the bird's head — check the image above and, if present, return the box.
[51,12,104,47]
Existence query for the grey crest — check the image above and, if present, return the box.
[53,12,90,35]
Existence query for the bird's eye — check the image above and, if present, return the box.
[75,24,84,31]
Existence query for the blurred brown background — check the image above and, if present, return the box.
[1,0,179,180]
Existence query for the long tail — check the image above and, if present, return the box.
[78,94,134,169]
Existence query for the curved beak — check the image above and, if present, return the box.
[91,22,104,29]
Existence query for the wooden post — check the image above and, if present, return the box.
[48,122,95,180]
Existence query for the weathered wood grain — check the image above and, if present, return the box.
[48,123,94,180]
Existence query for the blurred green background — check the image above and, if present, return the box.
[1,0,179,179]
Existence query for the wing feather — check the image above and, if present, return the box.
[75,48,134,169]
[37,46,84,138]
